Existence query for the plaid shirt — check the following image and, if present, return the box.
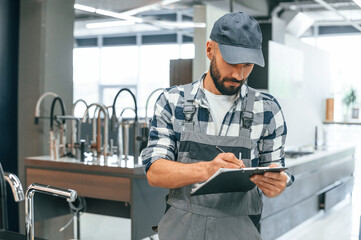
[141,76,287,173]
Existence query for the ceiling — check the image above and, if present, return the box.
[73,0,361,37]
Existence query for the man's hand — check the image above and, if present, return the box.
[250,163,288,198]
[206,153,245,178]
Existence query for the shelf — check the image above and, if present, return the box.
[323,121,361,125]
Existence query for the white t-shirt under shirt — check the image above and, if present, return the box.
[203,85,237,135]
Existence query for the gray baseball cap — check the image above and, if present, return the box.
[210,12,265,67]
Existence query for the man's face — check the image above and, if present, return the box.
[209,43,254,95]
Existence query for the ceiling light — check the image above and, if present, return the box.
[353,0,361,8]
[86,21,135,29]
[286,12,315,37]
[74,4,96,13]
[121,0,180,16]
[95,9,144,23]
[74,4,143,24]
[156,21,206,29]
[161,0,181,6]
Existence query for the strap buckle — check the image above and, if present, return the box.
[241,111,254,129]
[183,101,196,122]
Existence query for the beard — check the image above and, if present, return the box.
[209,57,246,95]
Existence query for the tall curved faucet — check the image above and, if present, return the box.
[72,99,88,116]
[49,97,67,159]
[111,88,138,131]
[136,88,164,154]
[89,106,106,156]
[25,183,77,240]
[82,103,109,158]
[145,88,164,127]
[118,107,137,160]
[71,99,89,156]
[50,97,66,130]
[34,92,58,124]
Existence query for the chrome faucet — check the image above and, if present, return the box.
[111,88,138,131]
[71,99,88,157]
[25,183,77,240]
[82,103,109,158]
[118,107,137,161]
[34,92,58,124]
[111,88,139,164]
[4,173,24,202]
[49,97,67,160]
[0,166,24,231]
[138,88,164,154]
[145,88,164,127]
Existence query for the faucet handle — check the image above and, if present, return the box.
[4,172,25,202]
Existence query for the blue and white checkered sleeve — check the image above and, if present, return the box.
[258,98,287,167]
[141,92,177,172]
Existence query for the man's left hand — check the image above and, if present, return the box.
[250,163,288,198]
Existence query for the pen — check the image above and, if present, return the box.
[216,146,225,153]
[216,146,245,169]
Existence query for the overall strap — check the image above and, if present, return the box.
[240,87,256,137]
[183,84,196,124]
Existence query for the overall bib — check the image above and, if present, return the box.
[158,84,263,240]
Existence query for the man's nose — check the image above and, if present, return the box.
[231,65,244,80]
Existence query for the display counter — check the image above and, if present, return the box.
[260,145,355,240]
[25,156,167,240]
[25,145,355,240]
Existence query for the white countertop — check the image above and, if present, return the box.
[26,154,143,169]
[285,145,355,168]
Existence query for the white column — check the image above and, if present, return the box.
[192,4,228,82]
[18,0,74,233]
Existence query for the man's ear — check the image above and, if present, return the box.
[206,41,214,61]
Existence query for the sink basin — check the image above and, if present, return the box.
[0,230,45,240]
[285,150,314,159]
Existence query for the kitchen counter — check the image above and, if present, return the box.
[285,145,354,167]
[260,145,355,240]
[26,155,146,177]
[25,156,167,240]
[25,146,355,239]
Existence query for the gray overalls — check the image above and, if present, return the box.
[158,83,263,240]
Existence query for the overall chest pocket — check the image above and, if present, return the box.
[188,141,252,166]
[189,142,218,161]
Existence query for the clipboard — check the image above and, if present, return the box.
[190,167,287,196]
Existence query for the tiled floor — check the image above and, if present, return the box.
[277,195,359,240]
[278,147,361,239]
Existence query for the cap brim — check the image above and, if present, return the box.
[218,43,265,67]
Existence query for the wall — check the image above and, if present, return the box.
[18,0,74,233]
[269,34,330,147]
[193,4,227,82]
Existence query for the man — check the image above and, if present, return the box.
[141,12,293,240]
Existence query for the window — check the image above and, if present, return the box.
[73,47,100,117]
[302,34,361,120]
[73,42,194,119]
